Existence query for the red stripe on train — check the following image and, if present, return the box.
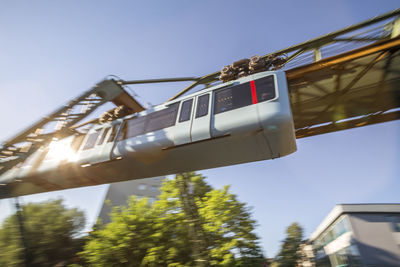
[250,80,257,104]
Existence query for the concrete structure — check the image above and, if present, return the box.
[298,241,315,267]
[97,177,164,225]
[310,204,400,267]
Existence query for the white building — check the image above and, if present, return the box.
[309,204,400,267]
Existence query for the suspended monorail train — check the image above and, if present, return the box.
[0,70,296,198]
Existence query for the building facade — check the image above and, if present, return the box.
[298,241,315,267]
[309,204,400,267]
[97,177,164,225]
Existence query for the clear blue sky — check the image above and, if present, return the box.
[0,0,399,257]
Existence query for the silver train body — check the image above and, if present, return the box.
[0,71,296,198]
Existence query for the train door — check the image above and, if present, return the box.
[174,98,194,145]
[190,93,211,142]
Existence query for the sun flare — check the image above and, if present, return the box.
[47,139,78,162]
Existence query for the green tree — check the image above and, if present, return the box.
[81,172,264,266]
[275,222,303,267]
[82,196,157,266]
[0,199,85,267]
[199,186,264,266]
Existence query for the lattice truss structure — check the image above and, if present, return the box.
[0,80,144,176]
[288,38,400,138]
[1,9,399,177]
[165,9,400,138]
[286,14,400,138]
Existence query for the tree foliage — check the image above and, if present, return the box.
[80,172,264,266]
[0,199,85,267]
[275,222,303,267]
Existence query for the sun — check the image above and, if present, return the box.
[47,138,78,162]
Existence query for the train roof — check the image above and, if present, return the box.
[167,70,278,104]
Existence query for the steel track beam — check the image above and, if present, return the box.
[0,80,144,176]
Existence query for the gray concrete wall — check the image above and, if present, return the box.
[97,177,163,225]
[348,213,400,266]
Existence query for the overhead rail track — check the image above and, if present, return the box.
[162,9,400,137]
[289,36,400,137]
[0,80,144,176]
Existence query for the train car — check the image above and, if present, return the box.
[0,70,296,198]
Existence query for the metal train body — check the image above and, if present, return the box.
[0,71,296,198]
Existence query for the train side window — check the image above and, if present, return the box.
[179,99,193,122]
[146,103,179,133]
[126,116,147,138]
[116,122,126,142]
[97,127,111,145]
[117,103,180,140]
[82,129,102,150]
[107,123,121,143]
[195,94,209,118]
[214,82,252,114]
[71,134,86,152]
[255,75,276,102]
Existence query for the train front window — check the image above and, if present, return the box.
[195,94,209,118]
[255,75,275,102]
[179,99,193,122]
[214,82,252,114]
[82,129,102,150]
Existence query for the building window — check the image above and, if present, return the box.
[315,255,331,267]
[151,185,158,192]
[313,215,351,251]
[138,184,146,191]
[385,215,400,232]
[327,245,361,267]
